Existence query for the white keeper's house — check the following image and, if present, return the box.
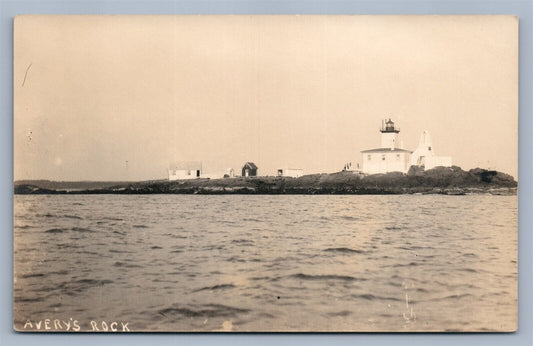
[361,119,412,174]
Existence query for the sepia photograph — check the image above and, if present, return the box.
[13,15,518,332]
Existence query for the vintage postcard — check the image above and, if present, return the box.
[13,15,517,332]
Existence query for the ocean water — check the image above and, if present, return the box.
[13,194,517,332]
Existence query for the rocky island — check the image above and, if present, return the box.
[14,166,517,195]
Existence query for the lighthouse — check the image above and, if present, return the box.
[380,118,400,150]
[360,119,412,174]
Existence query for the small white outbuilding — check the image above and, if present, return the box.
[277,168,304,178]
[168,161,202,180]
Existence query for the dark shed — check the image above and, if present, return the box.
[242,162,258,177]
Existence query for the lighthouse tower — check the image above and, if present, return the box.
[360,119,412,174]
[380,118,400,150]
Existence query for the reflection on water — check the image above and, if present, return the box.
[14,195,517,331]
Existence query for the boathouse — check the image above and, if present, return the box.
[242,162,258,177]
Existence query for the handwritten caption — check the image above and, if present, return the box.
[22,318,130,332]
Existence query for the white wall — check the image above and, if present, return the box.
[362,151,410,174]
[278,169,304,178]
[168,169,201,180]
[381,132,399,149]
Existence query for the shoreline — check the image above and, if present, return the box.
[14,166,517,196]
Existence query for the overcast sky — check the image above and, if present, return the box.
[14,15,518,181]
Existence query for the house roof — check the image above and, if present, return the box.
[360,148,412,153]
[243,162,258,169]
[169,161,202,170]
